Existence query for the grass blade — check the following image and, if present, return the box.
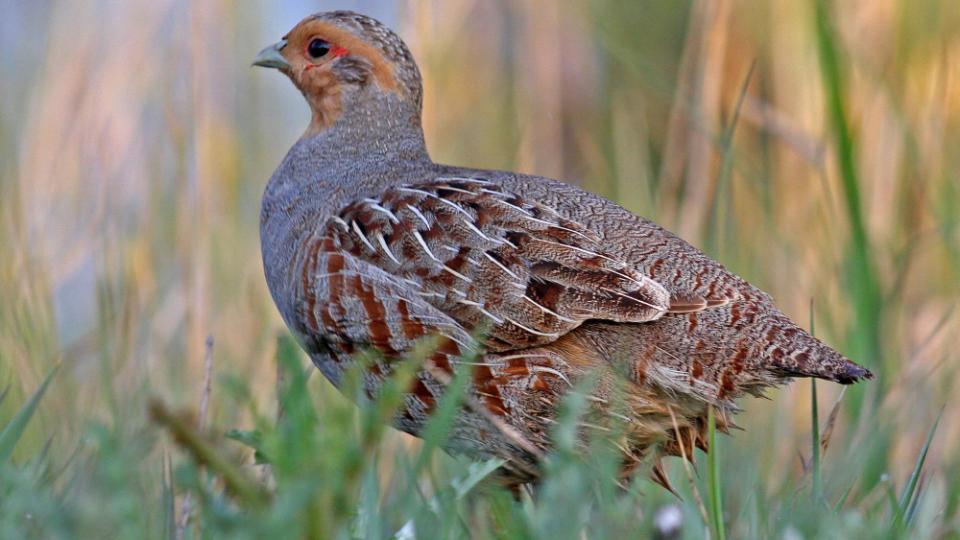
[395,459,506,540]
[834,483,854,512]
[813,0,883,384]
[819,388,847,455]
[900,409,943,527]
[0,365,58,464]
[707,406,726,540]
[706,59,756,255]
[149,399,269,509]
[451,459,507,499]
[162,452,176,540]
[883,475,905,531]
[811,379,821,503]
[809,300,821,504]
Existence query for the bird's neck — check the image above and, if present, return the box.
[264,88,432,213]
[260,88,435,317]
[305,87,430,167]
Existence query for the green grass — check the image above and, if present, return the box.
[1,0,959,538]
[814,0,885,394]
[0,336,951,538]
[706,406,726,540]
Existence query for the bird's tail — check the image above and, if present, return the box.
[764,317,873,384]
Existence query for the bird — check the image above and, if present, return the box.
[253,10,872,489]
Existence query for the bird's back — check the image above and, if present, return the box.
[437,166,870,395]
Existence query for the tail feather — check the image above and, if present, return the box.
[765,320,873,385]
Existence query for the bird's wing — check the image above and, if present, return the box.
[293,234,573,471]
[293,232,476,368]
[321,177,674,351]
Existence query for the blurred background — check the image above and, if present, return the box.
[1,0,959,535]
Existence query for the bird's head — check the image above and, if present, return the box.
[253,11,422,135]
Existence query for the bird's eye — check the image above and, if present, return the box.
[307,39,331,59]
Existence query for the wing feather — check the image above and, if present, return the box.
[324,178,673,350]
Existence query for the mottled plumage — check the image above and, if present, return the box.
[255,11,872,487]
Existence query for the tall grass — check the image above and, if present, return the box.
[0,0,958,537]
[814,0,884,398]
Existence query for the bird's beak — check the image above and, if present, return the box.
[252,39,290,70]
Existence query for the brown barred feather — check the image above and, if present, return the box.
[325,179,671,350]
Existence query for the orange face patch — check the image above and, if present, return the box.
[276,18,402,135]
[283,19,399,93]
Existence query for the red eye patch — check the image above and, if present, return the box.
[331,46,349,58]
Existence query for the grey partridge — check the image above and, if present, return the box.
[254,11,871,486]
